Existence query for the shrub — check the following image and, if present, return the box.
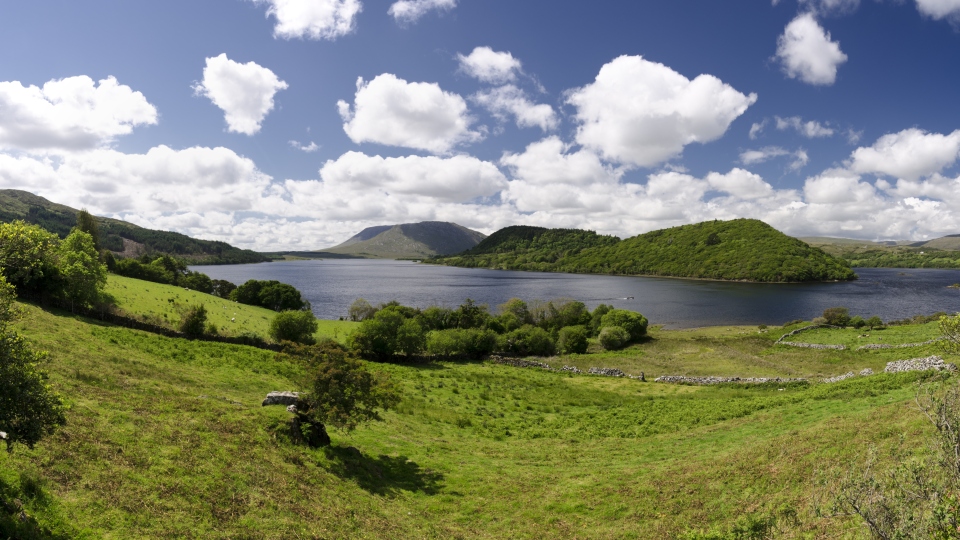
[348,298,376,322]
[231,279,308,311]
[822,306,851,327]
[589,304,614,336]
[850,315,866,329]
[211,279,237,299]
[395,318,426,356]
[426,328,498,359]
[557,325,589,354]
[497,325,555,357]
[599,326,630,350]
[348,306,424,359]
[865,316,884,329]
[269,310,319,344]
[179,304,208,337]
[599,309,648,341]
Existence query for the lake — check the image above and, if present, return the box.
[189,260,960,328]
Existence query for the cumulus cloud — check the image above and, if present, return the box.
[193,54,288,136]
[471,85,557,131]
[457,47,523,84]
[915,0,960,21]
[566,55,757,168]
[388,0,456,24]
[849,128,960,180]
[254,0,362,40]
[775,13,848,86]
[707,169,776,199]
[740,146,809,171]
[338,73,481,153]
[289,140,319,152]
[500,137,621,186]
[749,121,767,140]
[775,116,834,137]
[0,75,157,153]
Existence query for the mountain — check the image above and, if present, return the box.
[320,221,487,259]
[799,234,960,269]
[0,189,268,264]
[428,219,857,282]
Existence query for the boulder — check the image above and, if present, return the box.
[262,391,301,406]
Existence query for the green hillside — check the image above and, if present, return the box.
[319,221,487,259]
[0,189,268,264]
[430,219,856,282]
[4,293,953,537]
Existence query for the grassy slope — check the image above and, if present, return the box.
[322,222,486,259]
[3,300,955,537]
[105,274,357,343]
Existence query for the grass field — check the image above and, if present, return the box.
[3,295,957,538]
[104,274,357,343]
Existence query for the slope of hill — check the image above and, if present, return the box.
[0,189,268,264]
[799,234,960,268]
[430,219,856,282]
[918,235,960,251]
[320,221,486,259]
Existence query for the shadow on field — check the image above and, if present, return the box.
[0,471,71,540]
[323,445,444,497]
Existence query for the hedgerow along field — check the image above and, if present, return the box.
[104,273,357,343]
[4,287,958,537]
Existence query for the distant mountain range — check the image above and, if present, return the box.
[317,221,486,259]
[799,234,960,269]
[0,189,268,264]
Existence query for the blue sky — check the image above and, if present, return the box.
[1,0,959,250]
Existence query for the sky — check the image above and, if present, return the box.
[1,0,960,250]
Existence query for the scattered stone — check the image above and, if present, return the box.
[262,391,301,406]
[286,404,298,414]
[655,375,806,385]
[859,368,874,376]
[884,356,957,373]
[588,367,626,377]
[561,365,582,374]
[822,372,855,383]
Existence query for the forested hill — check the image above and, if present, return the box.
[0,189,268,264]
[428,219,857,283]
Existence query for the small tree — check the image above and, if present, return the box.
[348,298,376,322]
[0,220,61,293]
[0,276,66,451]
[211,279,237,299]
[76,209,101,252]
[940,313,960,353]
[290,344,400,447]
[557,325,589,354]
[58,229,107,311]
[270,310,319,344]
[865,316,884,330]
[822,306,851,327]
[179,304,208,337]
[599,326,630,350]
[599,309,648,342]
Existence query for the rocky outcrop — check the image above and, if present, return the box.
[262,391,301,406]
[655,375,806,385]
[884,356,957,373]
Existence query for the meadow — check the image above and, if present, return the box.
[1,288,956,538]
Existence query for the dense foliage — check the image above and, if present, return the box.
[0,189,268,264]
[113,254,215,293]
[230,279,310,312]
[842,248,960,269]
[269,310,319,344]
[347,297,647,360]
[430,219,856,282]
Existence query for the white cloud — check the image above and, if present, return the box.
[0,75,157,153]
[915,0,960,21]
[849,128,960,180]
[775,13,848,86]
[707,168,775,199]
[471,85,557,131]
[338,73,481,153]
[388,0,456,24]
[566,56,756,168]
[740,146,808,171]
[749,121,767,140]
[846,128,863,144]
[254,0,362,40]
[193,54,288,136]
[775,116,834,137]
[799,0,860,15]
[289,140,319,152]
[457,47,523,84]
[500,137,621,186]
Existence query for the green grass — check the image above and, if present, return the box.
[104,274,357,343]
[3,300,957,537]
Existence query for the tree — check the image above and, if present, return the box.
[288,344,400,447]
[496,325,555,357]
[211,279,237,299]
[866,316,884,330]
[0,220,61,294]
[348,298,376,322]
[58,229,107,310]
[231,279,308,311]
[0,276,66,451]
[557,325,589,354]
[269,310,319,344]
[599,309,648,342]
[940,313,960,353]
[76,209,101,252]
[599,326,630,350]
[179,304,208,337]
[822,306,851,327]
[348,306,418,359]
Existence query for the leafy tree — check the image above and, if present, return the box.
[496,325,555,357]
[348,306,423,359]
[822,307,851,327]
[451,298,489,329]
[599,326,630,350]
[231,279,308,311]
[0,276,66,451]
[211,279,237,299]
[76,209,101,252]
[866,316,884,329]
[557,325,589,354]
[179,304,208,338]
[498,298,532,325]
[599,309,648,342]
[0,220,61,293]
[589,304,614,336]
[181,271,213,294]
[395,318,426,356]
[940,313,960,353]
[288,343,400,447]
[417,305,453,330]
[57,229,107,310]
[850,315,866,329]
[270,310,319,344]
[348,298,377,322]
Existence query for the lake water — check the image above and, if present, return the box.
[190,260,960,328]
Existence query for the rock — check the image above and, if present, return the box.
[884,356,957,373]
[561,365,583,374]
[859,368,874,376]
[0,431,6,440]
[588,367,626,377]
[778,341,845,350]
[822,372,855,383]
[262,391,301,406]
[286,404,298,414]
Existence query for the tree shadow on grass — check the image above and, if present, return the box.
[322,445,444,497]
[0,471,71,540]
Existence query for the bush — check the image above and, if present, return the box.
[348,298,376,322]
[496,325,555,357]
[599,309,648,342]
[599,326,630,350]
[850,315,866,329]
[211,279,237,299]
[58,229,107,310]
[269,310,319,344]
[231,279,308,311]
[348,306,424,359]
[589,304,614,336]
[557,325,589,354]
[822,306,851,327]
[179,304,208,337]
[426,328,498,359]
[866,316,884,329]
